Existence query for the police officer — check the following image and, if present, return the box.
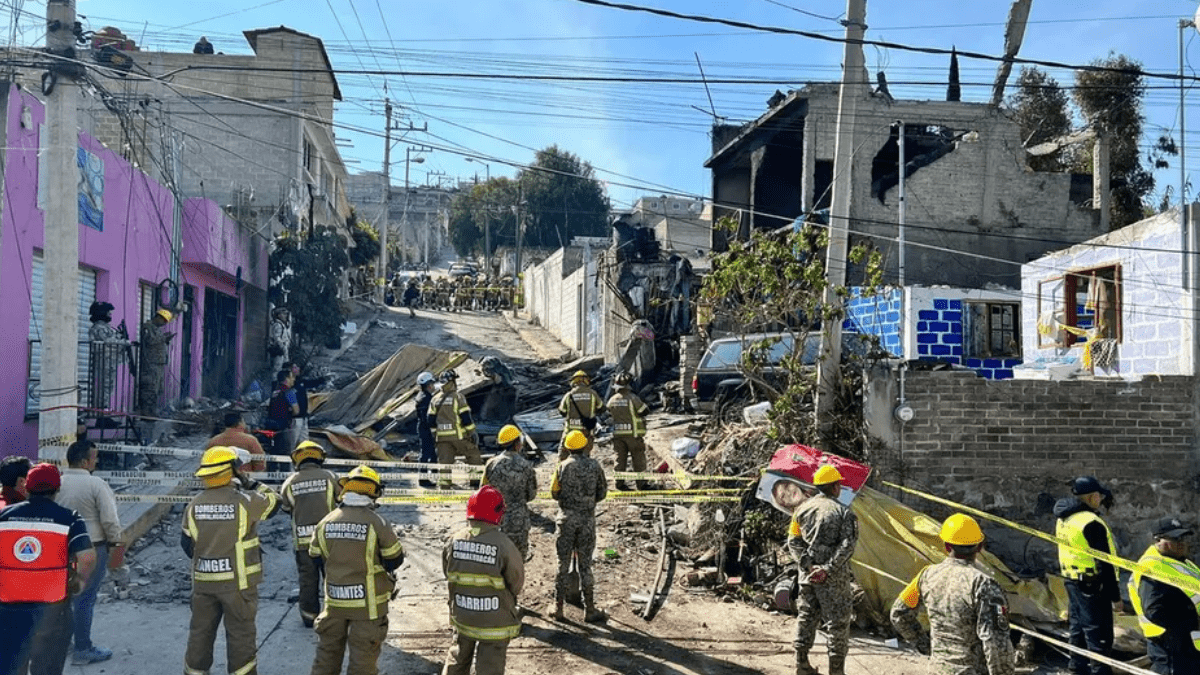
[605,372,649,491]
[308,466,405,675]
[891,513,1014,675]
[182,447,281,675]
[415,372,439,488]
[1129,517,1200,674]
[550,430,608,623]
[788,465,858,675]
[1055,476,1121,675]
[429,370,481,489]
[0,463,95,675]
[138,308,174,418]
[280,440,338,628]
[557,370,604,461]
[443,486,524,675]
[482,425,537,560]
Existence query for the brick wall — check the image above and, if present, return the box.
[846,288,903,355]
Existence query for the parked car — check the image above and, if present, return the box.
[448,262,479,277]
[691,330,872,411]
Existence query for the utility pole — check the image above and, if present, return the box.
[513,180,524,318]
[39,0,82,454]
[815,0,868,450]
[378,99,392,304]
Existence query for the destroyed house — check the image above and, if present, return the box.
[705,83,1104,289]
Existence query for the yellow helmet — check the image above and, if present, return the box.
[291,440,326,466]
[570,370,589,384]
[940,513,985,546]
[564,430,589,451]
[195,446,238,486]
[812,465,843,486]
[497,424,522,447]
[338,465,383,500]
[155,308,174,323]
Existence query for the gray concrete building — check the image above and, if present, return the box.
[345,172,455,268]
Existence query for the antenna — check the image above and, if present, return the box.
[694,52,722,123]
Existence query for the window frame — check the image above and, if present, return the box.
[1062,263,1122,346]
[963,301,1021,359]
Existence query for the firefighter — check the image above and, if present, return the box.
[482,425,538,559]
[606,372,650,490]
[0,463,96,675]
[280,440,338,628]
[428,370,481,489]
[556,370,604,461]
[442,486,524,675]
[182,447,281,675]
[308,466,405,675]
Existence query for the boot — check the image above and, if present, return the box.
[827,654,845,675]
[794,659,819,675]
[550,595,565,621]
[583,589,607,624]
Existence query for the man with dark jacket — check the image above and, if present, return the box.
[1055,476,1121,675]
[0,455,31,508]
[414,372,438,488]
[1129,517,1200,674]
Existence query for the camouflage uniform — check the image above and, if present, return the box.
[483,451,538,559]
[137,319,171,416]
[788,492,859,675]
[551,454,608,600]
[890,557,1015,675]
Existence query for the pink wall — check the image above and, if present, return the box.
[0,84,265,455]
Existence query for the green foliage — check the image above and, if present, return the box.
[519,145,610,248]
[347,211,380,267]
[447,177,520,258]
[1008,67,1073,172]
[269,226,350,349]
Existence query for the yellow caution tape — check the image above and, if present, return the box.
[881,480,1200,598]
[114,487,740,506]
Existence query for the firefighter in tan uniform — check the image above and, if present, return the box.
[280,440,338,628]
[182,447,281,675]
[557,370,604,460]
[442,486,524,675]
[429,370,482,489]
[605,372,649,491]
[308,466,405,675]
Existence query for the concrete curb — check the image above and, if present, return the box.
[501,311,573,362]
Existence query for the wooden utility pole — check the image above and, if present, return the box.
[378,99,392,304]
[39,0,81,454]
[815,0,868,450]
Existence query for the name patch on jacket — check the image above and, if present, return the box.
[323,522,369,541]
[193,504,236,521]
[290,480,329,496]
[455,594,500,611]
[452,540,497,565]
[328,584,366,600]
[196,558,233,573]
[296,524,316,538]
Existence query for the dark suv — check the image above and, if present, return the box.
[691,331,869,411]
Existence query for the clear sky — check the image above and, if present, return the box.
[9,0,1200,210]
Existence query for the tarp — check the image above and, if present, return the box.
[756,444,871,512]
[309,344,486,430]
[310,426,390,461]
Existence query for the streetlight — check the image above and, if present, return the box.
[402,146,427,270]
[465,157,490,183]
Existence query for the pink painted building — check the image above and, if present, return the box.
[0,83,268,454]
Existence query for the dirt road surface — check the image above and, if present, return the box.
[75,304,1052,675]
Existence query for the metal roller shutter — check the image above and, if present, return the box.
[26,254,98,416]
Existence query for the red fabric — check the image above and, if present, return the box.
[0,523,70,603]
[766,444,871,492]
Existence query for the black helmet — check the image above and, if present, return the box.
[440,369,458,383]
[89,301,115,322]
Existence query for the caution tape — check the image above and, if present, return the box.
[114,487,739,506]
[881,480,1200,600]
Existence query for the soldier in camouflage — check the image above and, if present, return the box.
[891,513,1014,675]
[550,430,608,623]
[483,425,538,559]
[788,465,858,675]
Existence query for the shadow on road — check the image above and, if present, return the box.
[380,640,444,675]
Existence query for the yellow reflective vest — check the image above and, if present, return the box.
[1056,510,1117,581]
[1129,545,1200,650]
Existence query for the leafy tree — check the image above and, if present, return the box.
[447,177,520,258]
[699,217,883,455]
[518,146,610,248]
[1008,67,1073,172]
[347,211,380,267]
[269,225,350,349]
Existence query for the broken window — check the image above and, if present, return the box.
[303,136,316,177]
[1063,265,1121,345]
[871,123,956,203]
[964,302,1020,358]
[813,160,833,211]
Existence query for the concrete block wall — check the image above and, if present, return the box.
[1021,209,1195,378]
[845,288,903,355]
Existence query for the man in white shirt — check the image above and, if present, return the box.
[56,439,125,665]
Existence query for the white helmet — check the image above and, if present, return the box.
[417,371,435,386]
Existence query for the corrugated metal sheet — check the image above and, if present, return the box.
[27,254,96,416]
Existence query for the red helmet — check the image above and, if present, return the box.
[466,485,505,525]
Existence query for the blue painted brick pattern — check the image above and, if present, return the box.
[845,289,903,356]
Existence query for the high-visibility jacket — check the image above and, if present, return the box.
[184,483,279,592]
[309,504,404,621]
[1129,545,1200,650]
[1057,510,1117,581]
[558,386,603,432]
[443,521,524,641]
[0,521,70,603]
[433,390,475,440]
[280,466,337,550]
[607,389,648,437]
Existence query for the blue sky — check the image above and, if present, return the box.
[14,0,1200,209]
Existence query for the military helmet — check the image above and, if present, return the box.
[564,430,589,452]
[812,465,843,486]
[940,513,985,546]
[497,424,522,448]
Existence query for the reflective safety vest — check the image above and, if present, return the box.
[310,506,403,621]
[0,521,70,603]
[559,387,602,431]
[280,467,337,550]
[434,390,475,440]
[1129,545,1200,650]
[1057,510,1117,580]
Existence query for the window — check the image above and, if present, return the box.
[1063,265,1121,345]
[303,137,316,176]
[964,302,1020,358]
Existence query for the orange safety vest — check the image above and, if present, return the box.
[0,521,70,603]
